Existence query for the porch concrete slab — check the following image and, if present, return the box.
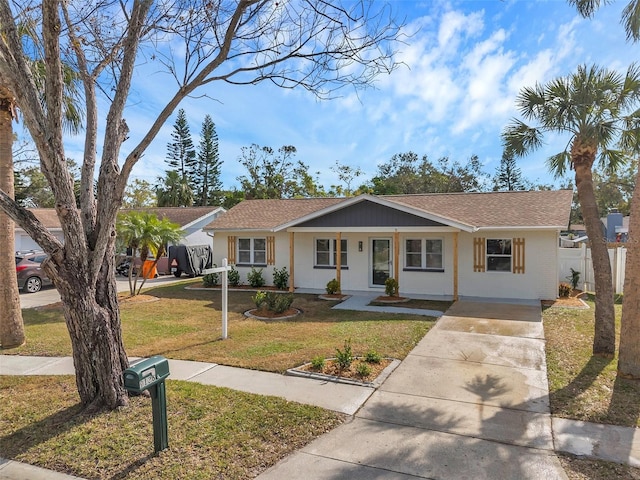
[166,359,217,381]
[552,417,640,467]
[189,365,374,415]
[411,329,547,371]
[379,355,550,413]
[0,355,75,375]
[444,301,542,322]
[359,391,554,450]
[260,417,567,480]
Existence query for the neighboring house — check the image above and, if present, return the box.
[204,190,573,301]
[15,206,225,251]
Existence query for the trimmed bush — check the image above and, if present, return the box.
[311,356,325,370]
[365,349,382,364]
[203,270,219,287]
[228,266,240,286]
[559,282,571,298]
[252,291,267,309]
[248,267,265,288]
[335,339,353,370]
[356,362,372,378]
[385,277,399,297]
[326,278,340,295]
[273,266,289,290]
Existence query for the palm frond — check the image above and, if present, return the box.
[597,149,628,174]
[569,0,607,17]
[546,151,573,178]
[622,0,640,42]
[501,119,544,157]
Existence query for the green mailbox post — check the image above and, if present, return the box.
[123,356,170,453]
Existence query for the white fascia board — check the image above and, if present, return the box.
[474,226,565,231]
[182,207,226,230]
[288,226,462,233]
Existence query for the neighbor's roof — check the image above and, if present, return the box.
[19,206,223,230]
[205,190,573,232]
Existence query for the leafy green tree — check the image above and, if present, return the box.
[331,160,362,196]
[156,171,194,207]
[194,115,223,206]
[369,152,488,194]
[122,179,157,208]
[116,211,184,296]
[492,149,527,191]
[237,144,323,199]
[220,189,245,210]
[0,0,401,410]
[502,64,640,357]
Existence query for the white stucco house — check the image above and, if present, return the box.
[204,190,573,301]
[15,206,225,252]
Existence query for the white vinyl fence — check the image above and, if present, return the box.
[558,245,627,294]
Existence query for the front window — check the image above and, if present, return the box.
[315,238,347,267]
[237,238,267,265]
[486,239,511,272]
[405,238,443,270]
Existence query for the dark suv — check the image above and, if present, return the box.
[15,251,52,293]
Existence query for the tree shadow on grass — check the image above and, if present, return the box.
[549,355,613,416]
[0,403,88,458]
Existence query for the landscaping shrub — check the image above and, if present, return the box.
[273,266,289,290]
[265,291,294,314]
[311,356,325,370]
[326,278,340,295]
[335,339,354,370]
[203,270,219,287]
[385,277,399,297]
[248,267,265,288]
[228,266,240,286]
[567,268,581,290]
[365,349,382,364]
[252,291,267,309]
[356,362,371,378]
[559,282,571,297]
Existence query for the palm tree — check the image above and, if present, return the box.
[0,86,24,348]
[502,63,640,357]
[116,211,184,296]
[570,0,640,42]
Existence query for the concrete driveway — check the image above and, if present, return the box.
[19,275,191,309]
[258,300,569,479]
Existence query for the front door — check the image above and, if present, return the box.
[371,238,392,286]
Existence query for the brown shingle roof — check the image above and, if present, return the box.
[205,198,344,230]
[385,190,573,229]
[205,190,573,231]
[22,206,223,229]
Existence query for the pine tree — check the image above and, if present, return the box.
[493,149,527,191]
[195,115,223,206]
[166,108,197,182]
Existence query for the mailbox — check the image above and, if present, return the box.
[123,355,170,453]
[124,356,170,394]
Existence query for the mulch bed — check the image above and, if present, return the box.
[542,289,589,309]
[297,358,392,383]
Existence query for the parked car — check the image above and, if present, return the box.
[15,251,53,293]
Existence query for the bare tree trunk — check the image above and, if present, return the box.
[619,167,640,378]
[52,243,129,409]
[575,162,616,357]
[0,89,25,348]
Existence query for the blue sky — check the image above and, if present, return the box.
[53,1,640,192]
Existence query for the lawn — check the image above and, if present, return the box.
[0,375,343,480]
[544,300,640,428]
[13,280,437,372]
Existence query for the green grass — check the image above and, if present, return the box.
[11,281,436,373]
[0,375,343,479]
[544,301,640,427]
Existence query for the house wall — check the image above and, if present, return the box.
[458,230,558,300]
[15,230,64,251]
[213,229,559,300]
